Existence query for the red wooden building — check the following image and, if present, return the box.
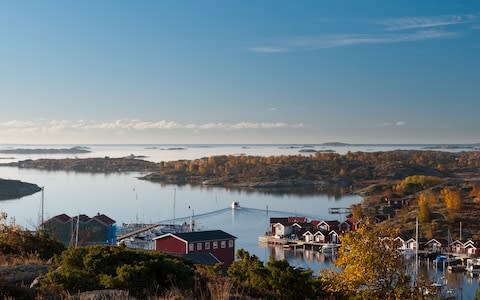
[153,230,237,267]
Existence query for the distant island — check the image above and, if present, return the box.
[144,147,186,151]
[423,144,480,150]
[1,157,159,173]
[0,179,42,200]
[0,146,91,154]
[320,142,350,146]
[298,149,317,153]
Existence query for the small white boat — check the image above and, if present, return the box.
[231,201,240,209]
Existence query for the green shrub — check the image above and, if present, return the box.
[40,245,194,298]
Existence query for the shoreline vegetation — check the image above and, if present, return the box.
[1,150,480,239]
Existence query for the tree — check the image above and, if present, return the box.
[441,188,462,211]
[321,223,417,299]
[418,192,436,223]
[228,249,325,299]
[227,249,269,290]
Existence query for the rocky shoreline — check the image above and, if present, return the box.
[0,179,42,200]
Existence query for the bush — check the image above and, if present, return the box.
[0,213,64,261]
[40,245,195,298]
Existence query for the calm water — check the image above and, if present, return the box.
[0,144,478,297]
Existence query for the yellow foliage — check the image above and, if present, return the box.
[441,188,462,211]
[418,195,430,223]
[395,175,444,194]
[323,224,408,298]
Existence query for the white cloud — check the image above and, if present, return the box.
[0,119,304,133]
[248,14,475,53]
[380,14,478,31]
[249,30,459,52]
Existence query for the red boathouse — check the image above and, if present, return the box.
[153,230,237,267]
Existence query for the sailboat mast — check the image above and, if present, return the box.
[415,216,419,281]
[41,186,45,229]
[75,214,80,248]
[173,188,176,225]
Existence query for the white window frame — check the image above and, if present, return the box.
[205,242,210,250]
[197,242,202,250]
[213,241,218,249]
[189,243,194,252]
[221,240,226,248]
[228,240,233,248]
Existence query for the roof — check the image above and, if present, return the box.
[154,230,237,243]
[325,220,340,227]
[346,217,361,225]
[288,217,307,223]
[44,213,115,226]
[93,214,116,225]
[72,214,91,222]
[44,213,71,224]
[183,252,221,265]
[270,217,288,224]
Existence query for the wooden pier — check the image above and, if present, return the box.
[258,235,333,251]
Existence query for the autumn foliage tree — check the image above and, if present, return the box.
[441,188,462,211]
[418,195,431,224]
[321,224,417,299]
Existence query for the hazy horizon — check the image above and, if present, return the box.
[1,1,479,144]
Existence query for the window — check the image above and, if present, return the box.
[228,240,233,248]
[205,242,210,250]
[189,243,194,252]
[213,241,218,249]
[221,241,226,248]
[197,242,202,250]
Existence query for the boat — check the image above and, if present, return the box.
[321,243,339,253]
[466,259,480,275]
[231,201,240,209]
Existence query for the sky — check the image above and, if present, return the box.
[0,1,479,144]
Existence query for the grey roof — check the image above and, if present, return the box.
[172,230,237,242]
[183,252,221,265]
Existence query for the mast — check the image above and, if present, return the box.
[415,216,419,282]
[75,214,80,248]
[41,186,45,230]
[459,221,462,241]
[173,188,176,225]
[134,186,139,224]
[189,207,194,232]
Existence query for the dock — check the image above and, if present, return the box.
[258,235,335,252]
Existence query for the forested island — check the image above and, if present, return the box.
[1,157,158,173]
[0,146,91,154]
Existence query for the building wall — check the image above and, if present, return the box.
[44,218,115,247]
[209,240,235,267]
[182,238,235,267]
[155,236,187,254]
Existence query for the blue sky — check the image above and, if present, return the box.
[0,1,479,144]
